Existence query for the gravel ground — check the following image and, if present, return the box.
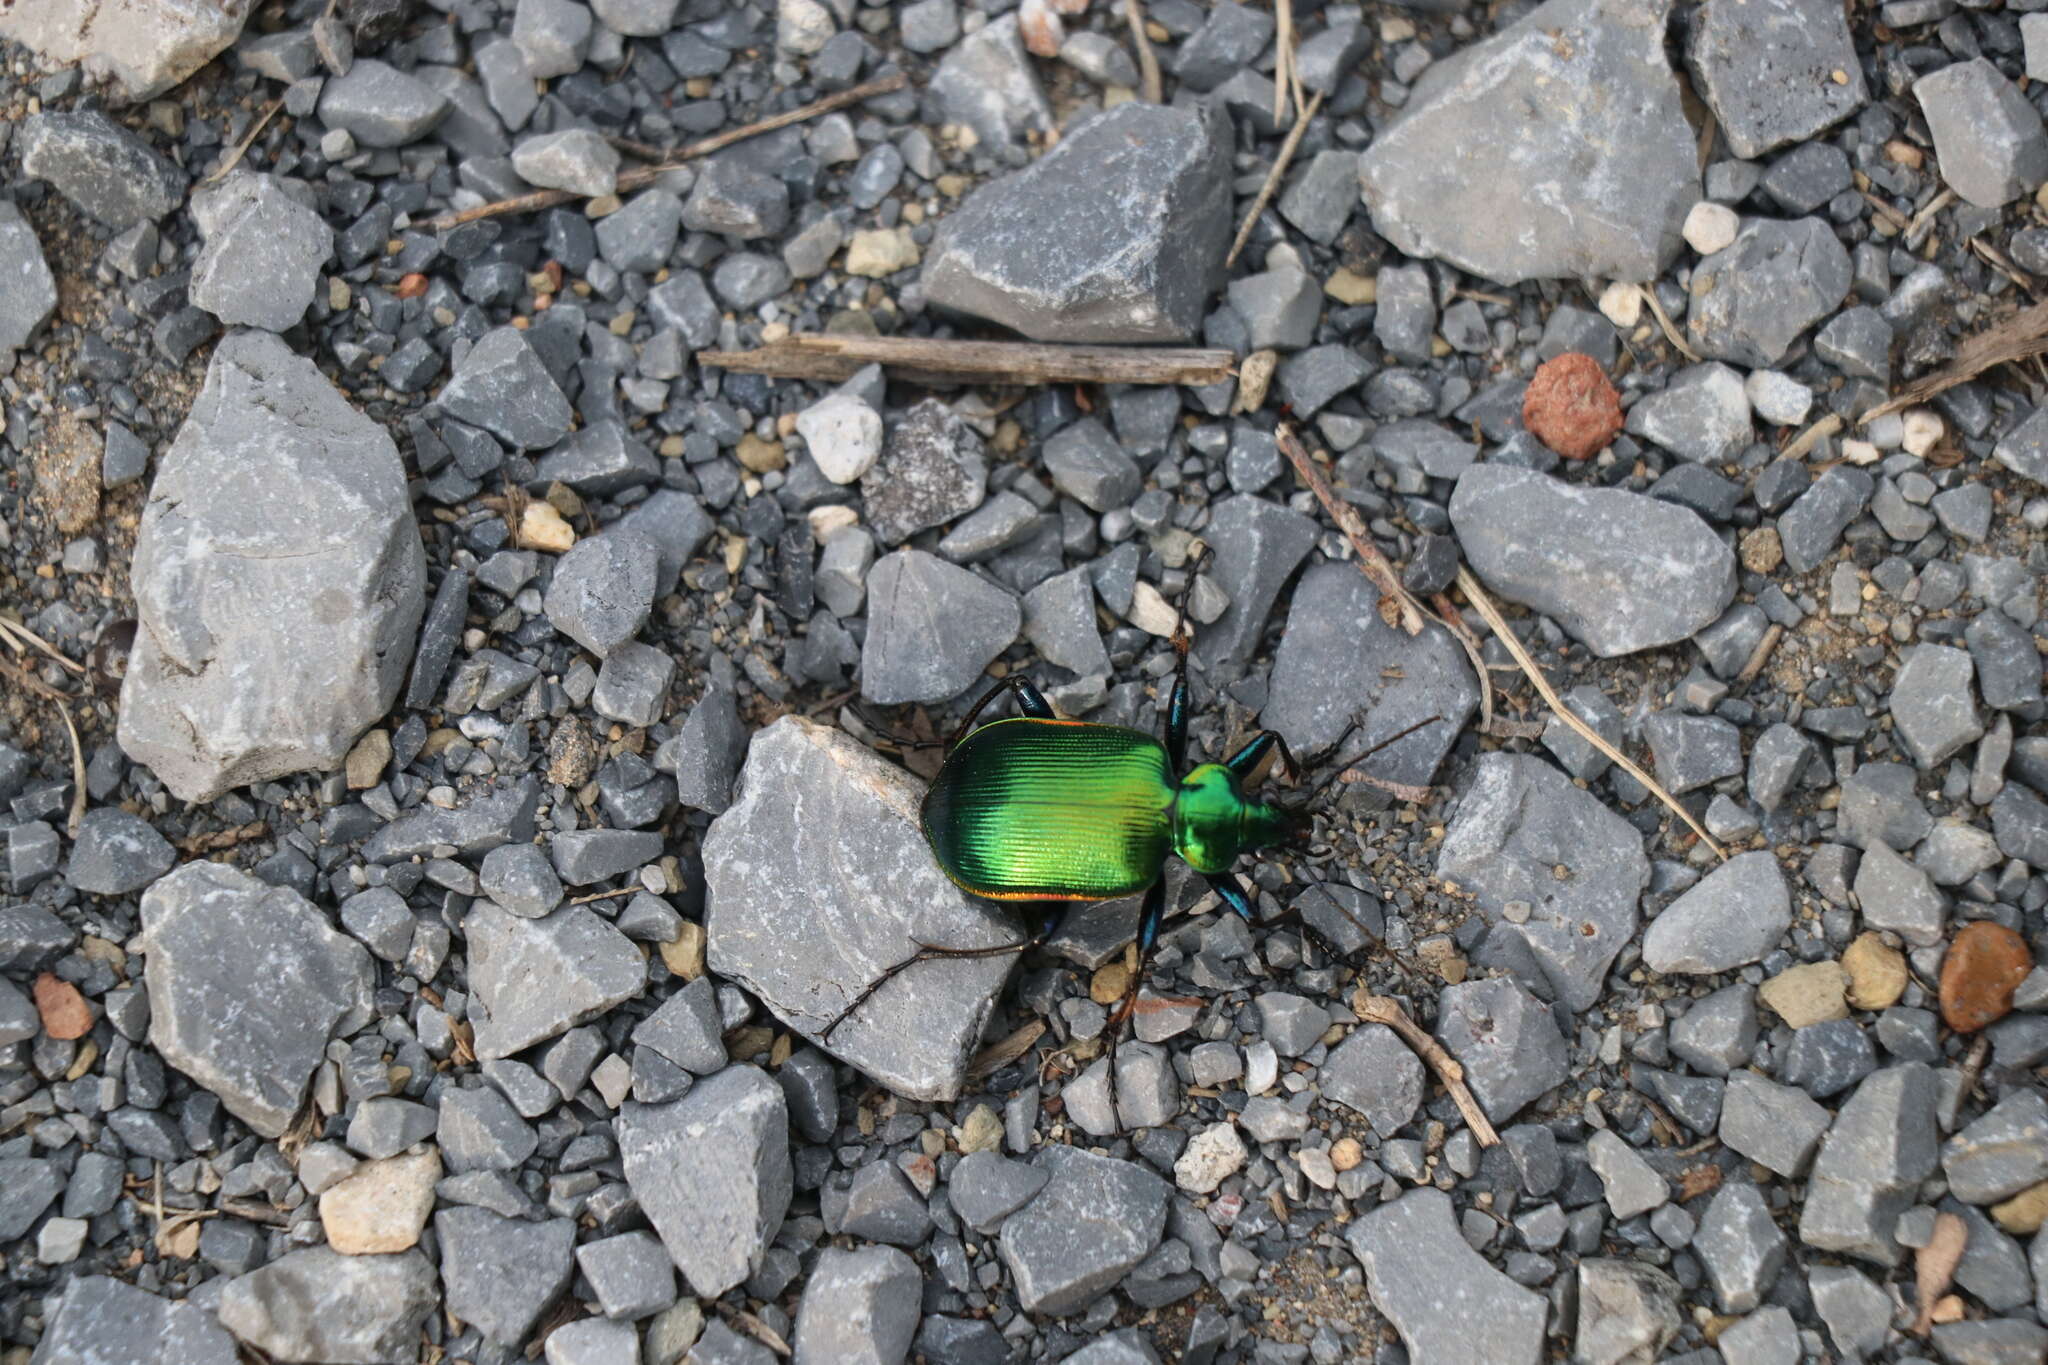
[4,0,2048,1362]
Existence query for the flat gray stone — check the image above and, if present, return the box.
[316,58,450,148]
[1687,216,1853,367]
[1696,1180,1788,1314]
[217,1247,438,1365]
[1853,840,1947,948]
[18,111,183,228]
[922,101,1232,342]
[1685,0,1868,159]
[1576,1258,1681,1365]
[1944,1090,2048,1205]
[436,1208,576,1348]
[930,14,1052,153]
[544,530,660,658]
[1809,1263,1890,1361]
[1642,850,1790,974]
[1357,0,1696,286]
[1344,1187,1545,1365]
[1449,465,1735,658]
[465,900,645,1060]
[64,806,175,895]
[861,398,988,546]
[620,1065,791,1298]
[1721,1069,1831,1177]
[1435,976,1570,1123]
[1264,562,1479,791]
[704,717,1029,1101]
[1779,466,1874,574]
[34,1275,239,1365]
[997,1144,1170,1315]
[1916,58,2048,209]
[118,331,425,802]
[1889,643,1983,769]
[436,326,573,450]
[1623,362,1752,463]
[1799,1063,1941,1266]
[1321,1023,1424,1138]
[859,550,1020,706]
[791,1246,921,1365]
[138,863,373,1138]
[0,202,56,359]
[1438,753,1648,1012]
[1191,494,1320,678]
[190,174,332,332]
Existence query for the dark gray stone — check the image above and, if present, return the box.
[465,901,644,1060]
[1345,1188,1545,1365]
[860,549,1019,706]
[65,807,175,894]
[19,111,183,228]
[1687,217,1853,366]
[998,1144,1169,1315]
[1435,976,1569,1122]
[1642,851,1789,974]
[1191,494,1319,678]
[791,1245,922,1365]
[1799,1063,1941,1266]
[543,530,660,658]
[39,1275,239,1365]
[436,1209,575,1347]
[1916,58,2048,209]
[317,58,450,147]
[436,326,573,450]
[1686,0,1866,158]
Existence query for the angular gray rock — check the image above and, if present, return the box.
[138,863,374,1138]
[928,14,1052,153]
[1889,644,1983,769]
[1685,0,1868,159]
[0,202,56,360]
[1435,976,1570,1122]
[1853,840,1947,948]
[620,1065,791,1298]
[790,1246,921,1365]
[436,1209,576,1347]
[1356,0,1696,286]
[464,901,645,1060]
[1437,753,1649,1012]
[1721,1069,1832,1177]
[1576,1259,1681,1365]
[922,102,1233,342]
[705,717,1029,1100]
[1695,1180,1788,1314]
[1321,1023,1424,1138]
[18,111,183,228]
[1623,362,1752,463]
[543,531,660,658]
[1449,466,1736,657]
[0,0,251,102]
[1809,1263,1890,1361]
[998,1144,1170,1315]
[1995,405,2048,486]
[1588,1130,1668,1219]
[1686,217,1853,367]
[1778,466,1874,574]
[316,58,451,148]
[117,330,426,802]
[64,806,175,895]
[859,550,1020,706]
[217,1247,439,1365]
[1915,58,2048,209]
[1943,1090,2048,1204]
[1263,562,1479,790]
[190,174,333,332]
[1345,1188,1545,1365]
[1191,494,1320,678]
[1799,1063,1941,1265]
[436,326,573,450]
[1641,851,1790,974]
[31,1275,239,1365]
[861,399,988,546]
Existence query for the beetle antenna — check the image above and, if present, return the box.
[1284,713,1444,810]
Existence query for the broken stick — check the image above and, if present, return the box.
[698,333,1235,387]
[1351,989,1499,1147]
[420,72,910,232]
[1863,299,2048,422]
[1274,424,1425,635]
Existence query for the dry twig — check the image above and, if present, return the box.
[700,333,1235,387]
[1781,412,1842,460]
[1454,567,1729,861]
[1635,284,1702,362]
[1351,990,1499,1147]
[969,1018,1048,1080]
[1429,592,1495,738]
[1733,623,1785,691]
[1224,89,1324,269]
[1122,0,1164,103]
[203,97,285,185]
[1274,425,1424,634]
[0,643,88,836]
[1863,300,2048,421]
[421,72,910,231]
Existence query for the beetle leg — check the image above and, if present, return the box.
[1161,552,1210,772]
[1205,873,1258,925]
[1100,876,1171,1131]
[946,675,1056,751]
[818,925,1048,1042]
[1223,729,1302,787]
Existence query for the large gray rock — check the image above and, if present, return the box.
[436,326,573,450]
[922,102,1233,342]
[1685,0,1868,158]
[1799,1063,1941,1266]
[0,0,251,101]
[190,173,334,333]
[1916,59,2048,209]
[216,1247,439,1365]
[620,1065,791,1298]
[0,202,57,360]
[997,1144,1170,1315]
[18,111,184,229]
[1448,465,1736,658]
[30,1275,239,1365]
[1889,644,1983,769]
[435,1209,576,1348]
[1262,562,1479,791]
[1435,976,1570,1122]
[790,1246,922,1365]
[705,717,1028,1100]
[1356,0,1696,285]
[859,550,1020,706]
[1641,851,1790,975]
[465,901,645,1060]
[118,331,425,802]
[1192,494,1320,678]
[929,14,1052,153]
[316,58,451,148]
[1686,217,1854,367]
[1437,754,1649,1012]
[138,863,374,1139]
[1345,1188,1545,1365]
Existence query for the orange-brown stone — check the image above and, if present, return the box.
[1940,921,2033,1033]
[1522,352,1623,461]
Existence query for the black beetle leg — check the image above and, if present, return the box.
[819,920,1049,1043]
[946,675,1056,751]
[1099,876,1171,1131]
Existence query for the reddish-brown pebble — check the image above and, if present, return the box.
[1522,352,1624,460]
[33,972,92,1040]
[1940,921,2033,1033]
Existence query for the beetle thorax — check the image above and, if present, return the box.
[1172,764,1292,874]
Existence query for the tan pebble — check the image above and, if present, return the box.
[1758,960,1849,1028]
[660,922,706,982]
[1994,1180,2048,1235]
[520,501,575,552]
[1330,1137,1363,1172]
[1324,268,1375,306]
[1739,527,1783,575]
[345,730,391,790]
[319,1148,440,1255]
[1090,962,1131,1006]
[735,433,786,473]
[1842,932,1907,1011]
